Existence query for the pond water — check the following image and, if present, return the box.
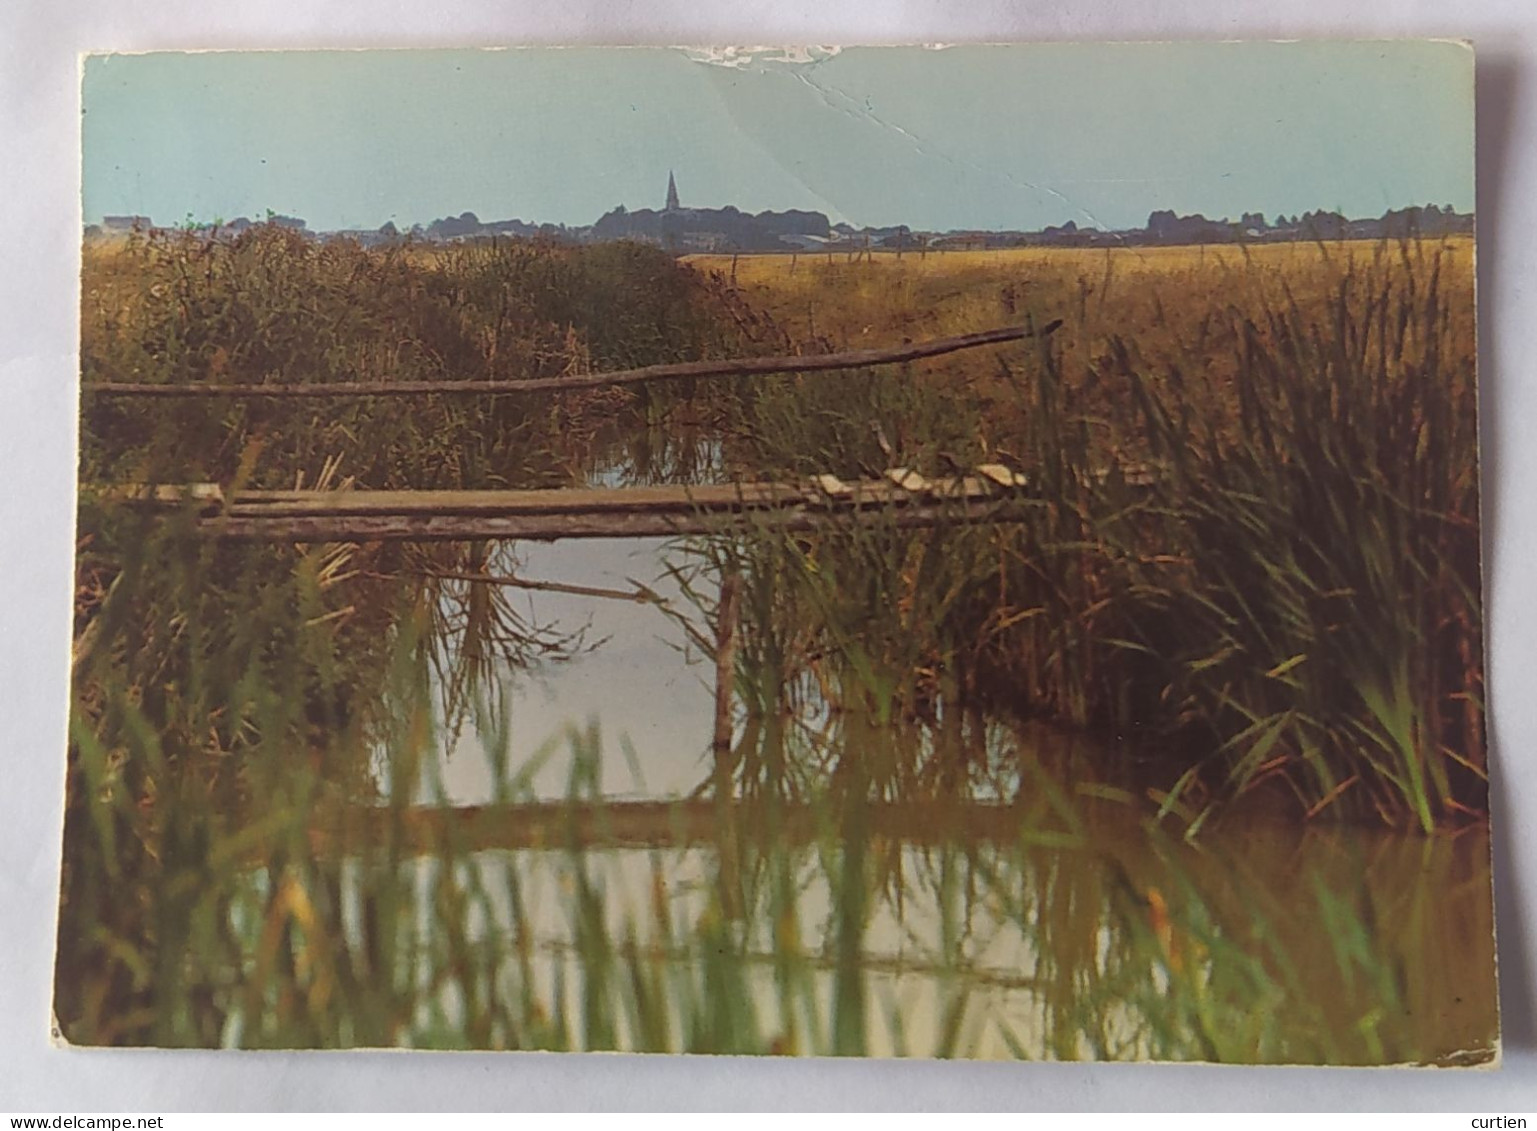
[316,771,1497,1061]
[351,527,1498,1063]
[432,535,717,804]
[319,439,1498,1062]
[437,819,1494,1062]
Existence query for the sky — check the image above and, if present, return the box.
[80,42,1475,233]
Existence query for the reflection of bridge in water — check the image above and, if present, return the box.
[314,797,1084,854]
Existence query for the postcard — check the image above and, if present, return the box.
[61,42,1494,1063]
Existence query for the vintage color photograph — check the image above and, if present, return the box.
[61,42,1494,1063]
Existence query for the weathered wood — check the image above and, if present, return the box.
[80,322,1058,399]
[208,498,1038,542]
[713,570,743,763]
[103,472,1055,542]
[711,571,747,919]
[92,482,226,508]
[221,479,998,519]
[223,481,809,517]
[100,458,1163,543]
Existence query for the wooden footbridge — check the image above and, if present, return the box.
[107,464,1066,542]
[84,319,1137,544]
[86,320,1151,760]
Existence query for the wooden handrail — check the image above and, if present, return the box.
[80,321,1061,399]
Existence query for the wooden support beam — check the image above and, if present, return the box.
[713,570,743,764]
[92,459,1160,543]
[92,473,1051,541]
[206,497,1038,542]
[80,321,1060,399]
[221,481,811,517]
[712,569,747,919]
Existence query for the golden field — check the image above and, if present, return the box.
[688,238,1475,347]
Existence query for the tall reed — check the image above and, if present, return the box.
[712,238,1482,830]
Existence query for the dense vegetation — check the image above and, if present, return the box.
[696,241,1483,831]
[59,226,1490,1055]
[81,226,744,490]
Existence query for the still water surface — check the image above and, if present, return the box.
[373,522,1497,1062]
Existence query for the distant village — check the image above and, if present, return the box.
[87,171,1474,253]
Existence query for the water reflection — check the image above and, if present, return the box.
[578,423,727,488]
[433,536,715,803]
[309,785,1496,1061]
[340,440,1498,1062]
[423,535,1074,807]
[421,435,729,803]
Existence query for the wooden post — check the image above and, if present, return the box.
[713,567,744,919]
[712,569,743,770]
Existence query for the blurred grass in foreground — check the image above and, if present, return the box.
[58,523,1496,1060]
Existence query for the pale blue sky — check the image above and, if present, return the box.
[81,42,1474,233]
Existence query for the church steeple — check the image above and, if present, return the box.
[665,170,680,212]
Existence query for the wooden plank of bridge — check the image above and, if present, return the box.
[104,472,1061,542]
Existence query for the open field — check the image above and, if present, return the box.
[688,238,1475,368]
[691,239,1416,283]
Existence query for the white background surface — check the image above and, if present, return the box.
[2,0,1535,1112]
